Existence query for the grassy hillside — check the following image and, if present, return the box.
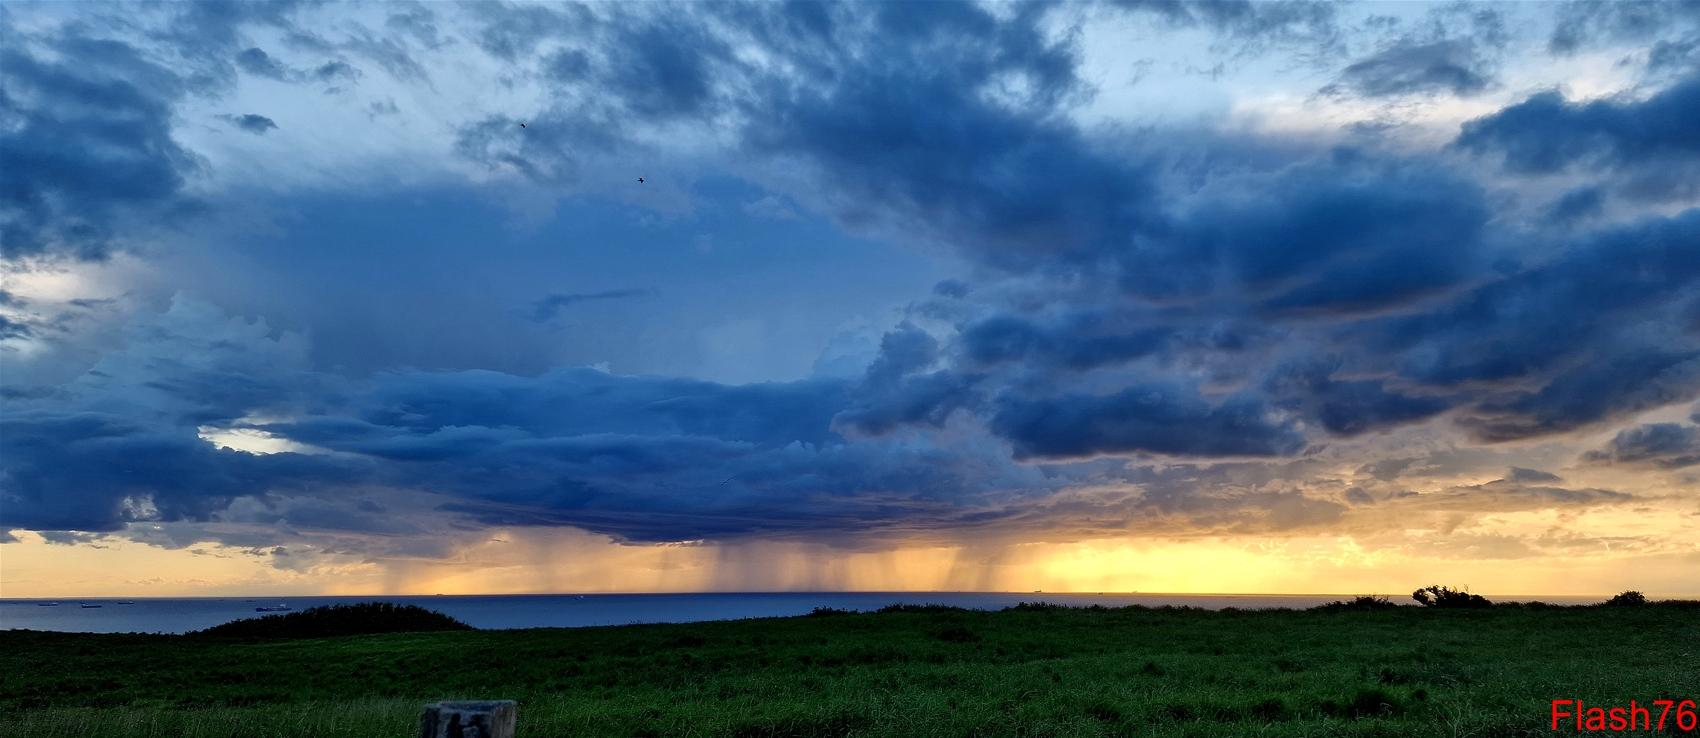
[2,603,1696,737]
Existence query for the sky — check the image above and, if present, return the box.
[2,0,1698,598]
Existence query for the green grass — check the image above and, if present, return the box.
[3,603,1696,737]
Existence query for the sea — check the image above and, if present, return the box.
[0,592,1607,634]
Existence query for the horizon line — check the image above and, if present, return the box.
[5,590,1691,601]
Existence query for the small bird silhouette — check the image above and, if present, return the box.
[518,122,526,128]
[637,176,645,184]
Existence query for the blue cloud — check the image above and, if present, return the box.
[0,410,361,532]
[1455,75,1700,179]
[1548,0,1700,54]
[0,33,200,258]
[236,47,294,80]
[1583,422,1700,468]
[222,113,279,134]
[529,288,653,322]
[1127,154,1491,314]
[992,385,1306,460]
[1328,39,1493,97]
[4,0,1698,556]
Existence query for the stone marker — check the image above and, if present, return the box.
[419,700,517,738]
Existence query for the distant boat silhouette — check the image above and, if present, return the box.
[37,602,59,607]
[115,601,136,605]
[80,603,103,608]
[255,604,293,612]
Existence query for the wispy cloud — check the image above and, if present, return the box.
[529,289,655,322]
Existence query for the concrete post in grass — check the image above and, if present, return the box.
[419,700,516,738]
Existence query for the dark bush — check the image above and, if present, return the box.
[1009,601,1066,611]
[874,603,968,614]
[1652,599,1700,608]
[193,603,472,639]
[1315,595,1399,612]
[806,607,852,617]
[1411,585,1492,609]
[1603,591,1647,607]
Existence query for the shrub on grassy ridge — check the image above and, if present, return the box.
[1650,599,1700,608]
[1008,601,1066,611]
[874,604,968,614]
[193,603,472,639]
[1603,591,1647,607]
[1315,595,1399,612]
[1411,585,1492,609]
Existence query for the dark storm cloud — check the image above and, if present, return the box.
[212,368,1048,542]
[991,385,1306,460]
[0,410,360,532]
[1327,39,1492,97]
[1263,357,1449,437]
[0,0,458,261]
[528,288,653,322]
[742,3,1156,273]
[448,1,1700,458]
[1121,153,1491,313]
[960,314,1170,371]
[1547,186,1604,223]
[1455,75,1700,180]
[236,47,295,80]
[460,1,1156,273]
[8,0,1700,556]
[0,33,200,259]
[1365,210,1700,440]
[1,300,1055,543]
[832,371,981,436]
[1583,422,1700,469]
[598,20,732,119]
[833,325,983,436]
[502,7,736,122]
[1458,350,1700,442]
[221,113,279,134]
[932,280,971,299]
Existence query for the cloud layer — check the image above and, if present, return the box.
[1,1,1697,586]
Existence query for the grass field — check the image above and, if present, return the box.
[2,602,1696,737]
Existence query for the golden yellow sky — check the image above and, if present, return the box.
[6,509,1696,599]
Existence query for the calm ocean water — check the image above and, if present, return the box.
[0,592,1606,634]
